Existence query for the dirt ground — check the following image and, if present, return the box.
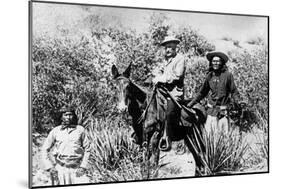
[158,140,196,178]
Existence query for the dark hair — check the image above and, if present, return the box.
[60,110,78,125]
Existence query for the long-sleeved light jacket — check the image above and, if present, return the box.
[41,125,91,170]
[156,53,186,100]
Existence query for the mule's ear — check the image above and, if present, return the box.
[123,63,132,78]
[111,65,120,79]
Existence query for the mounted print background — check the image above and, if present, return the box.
[30,1,268,188]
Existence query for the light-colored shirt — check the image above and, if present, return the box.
[162,53,186,85]
[41,125,91,170]
[154,53,186,100]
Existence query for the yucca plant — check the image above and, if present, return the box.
[200,126,249,175]
[85,117,143,182]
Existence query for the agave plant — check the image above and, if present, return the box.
[85,117,143,182]
[200,126,249,175]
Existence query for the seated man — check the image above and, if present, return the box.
[153,36,186,149]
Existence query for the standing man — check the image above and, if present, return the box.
[153,36,186,149]
[41,106,91,185]
[187,51,240,136]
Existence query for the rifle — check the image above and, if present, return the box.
[50,170,59,185]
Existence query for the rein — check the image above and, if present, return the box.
[137,86,157,124]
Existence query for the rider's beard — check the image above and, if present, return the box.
[165,51,176,60]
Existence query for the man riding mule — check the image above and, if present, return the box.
[111,37,207,176]
[152,36,186,152]
[111,64,206,177]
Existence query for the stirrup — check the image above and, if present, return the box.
[158,136,171,151]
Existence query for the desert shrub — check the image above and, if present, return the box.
[221,36,233,41]
[184,56,209,99]
[106,28,161,84]
[148,13,170,46]
[233,40,241,48]
[32,33,120,132]
[176,27,215,56]
[229,47,268,122]
[246,37,265,46]
[32,35,99,132]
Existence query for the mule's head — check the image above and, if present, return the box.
[111,64,132,112]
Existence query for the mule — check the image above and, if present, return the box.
[111,64,207,177]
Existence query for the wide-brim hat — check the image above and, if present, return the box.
[161,36,180,46]
[206,51,229,64]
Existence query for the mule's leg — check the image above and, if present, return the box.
[141,125,150,180]
[148,131,161,178]
[184,125,206,176]
[149,131,160,166]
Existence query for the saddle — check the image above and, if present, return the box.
[180,100,207,127]
[158,99,207,152]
